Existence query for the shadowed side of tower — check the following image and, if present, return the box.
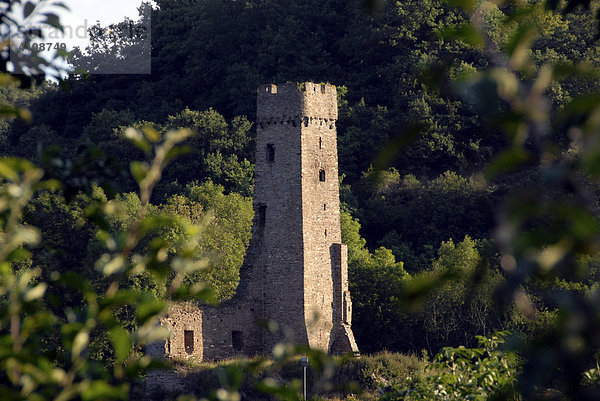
[238,83,309,351]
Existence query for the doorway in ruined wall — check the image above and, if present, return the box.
[184,330,194,354]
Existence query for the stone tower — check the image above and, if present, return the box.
[239,82,358,353]
[150,83,358,366]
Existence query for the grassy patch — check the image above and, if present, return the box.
[146,352,429,400]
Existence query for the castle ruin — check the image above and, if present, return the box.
[149,82,359,364]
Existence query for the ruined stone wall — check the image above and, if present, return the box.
[151,302,263,362]
[201,303,260,360]
[160,303,204,360]
[330,243,359,354]
[331,243,348,325]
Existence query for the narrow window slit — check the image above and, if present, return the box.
[258,204,266,227]
[266,144,275,162]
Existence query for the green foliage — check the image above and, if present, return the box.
[182,180,253,301]
[148,352,427,401]
[381,332,520,401]
[331,351,427,397]
[411,237,507,352]
[340,207,371,267]
[3,104,254,200]
[73,180,253,304]
[0,129,217,400]
[122,108,255,199]
[354,168,494,273]
[582,362,600,386]
[394,0,600,398]
[341,206,410,353]
[348,245,409,353]
[148,336,517,400]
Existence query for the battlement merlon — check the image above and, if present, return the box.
[257,82,338,123]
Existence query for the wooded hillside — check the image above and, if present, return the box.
[3,0,600,399]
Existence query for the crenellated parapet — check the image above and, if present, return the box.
[256,115,336,129]
[256,82,338,126]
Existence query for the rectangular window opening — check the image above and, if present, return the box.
[184,330,194,354]
[232,330,244,351]
[258,204,266,227]
[319,169,326,182]
[266,144,275,162]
